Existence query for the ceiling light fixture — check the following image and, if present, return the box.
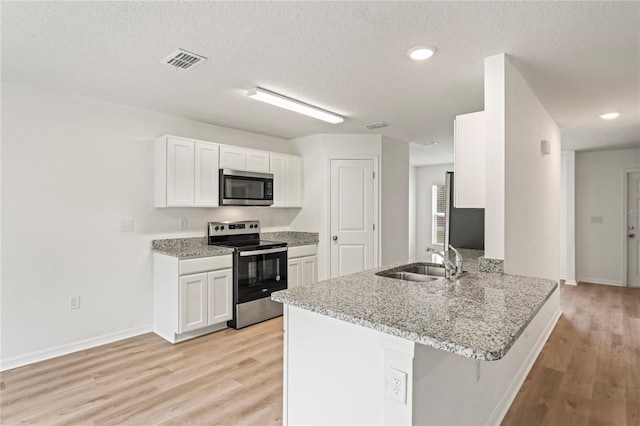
[407,45,437,61]
[599,112,619,120]
[247,87,344,124]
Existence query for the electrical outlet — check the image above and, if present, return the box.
[69,296,80,310]
[386,367,407,404]
[120,220,134,232]
[475,360,481,382]
[179,217,188,230]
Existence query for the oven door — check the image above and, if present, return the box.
[236,247,287,303]
[220,169,274,206]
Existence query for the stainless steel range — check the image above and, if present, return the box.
[208,221,287,329]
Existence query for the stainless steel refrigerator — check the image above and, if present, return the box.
[444,171,485,250]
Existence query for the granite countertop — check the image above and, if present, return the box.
[152,231,319,259]
[271,258,557,361]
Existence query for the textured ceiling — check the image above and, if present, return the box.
[2,1,638,166]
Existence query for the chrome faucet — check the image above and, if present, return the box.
[425,245,464,279]
[425,247,456,279]
[448,245,464,276]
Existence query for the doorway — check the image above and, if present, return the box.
[626,170,640,287]
[329,158,377,278]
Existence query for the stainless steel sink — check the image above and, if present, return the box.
[397,264,446,277]
[376,263,446,282]
[380,271,440,282]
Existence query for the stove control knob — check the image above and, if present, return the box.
[220,226,225,230]
[214,226,219,231]
[249,224,254,229]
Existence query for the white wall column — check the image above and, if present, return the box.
[561,152,577,285]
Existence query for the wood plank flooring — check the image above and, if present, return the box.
[1,282,638,425]
[503,282,640,426]
[0,318,284,425]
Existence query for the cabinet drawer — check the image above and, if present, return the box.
[179,255,233,275]
[288,244,317,259]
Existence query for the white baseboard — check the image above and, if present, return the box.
[486,306,562,425]
[577,277,623,287]
[564,280,577,286]
[0,324,153,372]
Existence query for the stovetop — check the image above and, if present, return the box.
[211,239,286,252]
[207,220,287,252]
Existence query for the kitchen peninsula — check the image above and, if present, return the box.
[271,253,560,425]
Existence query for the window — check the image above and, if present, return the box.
[432,183,446,245]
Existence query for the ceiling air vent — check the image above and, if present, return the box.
[161,49,207,70]
[364,122,390,130]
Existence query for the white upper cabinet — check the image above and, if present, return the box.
[270,153,288,207]
[454,111,486,208]
[155,136,219,208]
[287,155,303,207]
[270,153,302,207]
[194,142,219,207]
[219,145,247,170]
[155,136,194,207]
[246,149,270,173]
[155,135,303,208]
[219,146,270,173]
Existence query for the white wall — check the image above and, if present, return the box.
[1,83,298,366]
[560,152,576,284]
[381,136,409,265]
[409,166,417,258]
[484,54,561,280]
[575,147,640,286]
[483,54,506,260]
[412,164,453,259]
[503,56,561,281]
[290,134,382,281]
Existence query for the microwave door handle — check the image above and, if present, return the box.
[239,247,288,257]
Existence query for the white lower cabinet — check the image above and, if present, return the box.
[288,244,318,289]
[154,253,233,343]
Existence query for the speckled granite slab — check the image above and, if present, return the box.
[152,237,233,259]
[272,264,557,361]
[479,257,505,273]
[152,231,318,259]
[261,231,319,247]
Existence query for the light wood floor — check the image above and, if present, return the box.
[503,282,640,426]
[1,282,638,425]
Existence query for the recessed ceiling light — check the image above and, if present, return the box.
[599,112,619,120]
[407,45,437,61]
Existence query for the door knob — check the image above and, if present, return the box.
[630,225,636,230]
[630,234,636,239]
[332,235,338,241]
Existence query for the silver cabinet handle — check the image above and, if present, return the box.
[332,235,338,241]
[630,234,636,239]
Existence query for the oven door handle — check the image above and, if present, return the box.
[239,247,288,257]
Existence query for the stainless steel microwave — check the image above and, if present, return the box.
[219,169,274,206]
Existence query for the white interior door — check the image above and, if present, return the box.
[628,172,640,287]
[330,159,375,278]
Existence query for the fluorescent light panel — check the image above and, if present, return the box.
[247,87,343,124]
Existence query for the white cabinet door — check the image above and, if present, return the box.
[247,149,270,173]
[288,258,302,289]
[287,155,303,207]
[194,142,219,207]
[219,145,247,170]
[454,111,486,208]
[179,273,208,333]
[166,138,195,207]
[270,153,288,207]
[301,256,317,285]
[207,269,233,324]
